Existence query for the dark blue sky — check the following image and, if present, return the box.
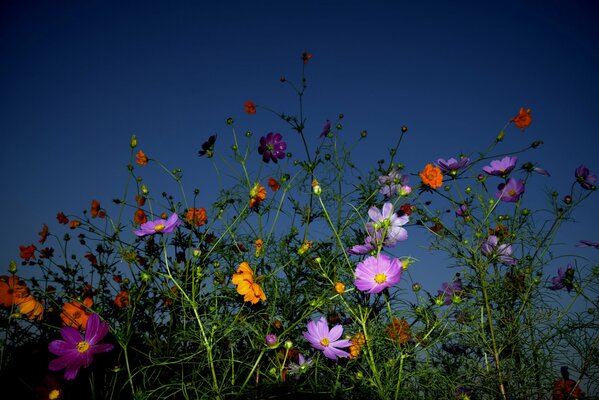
[2,0,598,292]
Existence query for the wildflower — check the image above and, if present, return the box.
[302,317,351,360]
[19,244,37,261]
[549,265,575,292]
[61,298,93,330]
[437,278,463,305]
[348,236,376,255]
[511,107,532,130]
[84,252,98,266]
[577,240,599,249]
[553,367,584,399]
[135,194,146,206]
[419,163,443,189]
[265,334,278,348]
[367,202,409,247]
[244,100,256,114]
[268,177,280,192]
[398,203,414,216]
[483,156,518,176]
[231,262,266,304]
[455,204,469,217]
[254,239,264,257]
[496,178,525,202]
[436,157,471,176]
[40,247,55,259]
[319,120,331,138]
[134,213,181,237]
[198,134,217,158]
[574,165,596,190]
[16,294,44,320]
[386,318,411,345]
[38,224,49,244]
[312,179,322,196]
[258,132,287,163]
[56,212,69,224]
[134,209,148,225]
[298,240,313,256]
[354,254,402,294]
[398,185,412,196]
[0,275,30,307]
[135,150,148,166]
[378,167,409,197]
[34,375,63,400]
[302,51,313,64]
[69,220,81,229]
[90,200,101,218]
[186,207,207,226]
[249,182,267,209]
[114,290,129,308]
[48,313,114,380]
[288,353,313,376]
[333,282,346,295]
[481,235,517,266]
[348,332,366,359]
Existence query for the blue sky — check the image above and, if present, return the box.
[1,0,598,295]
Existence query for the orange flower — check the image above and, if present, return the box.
[114,290,130,308]
[19,244,36,261]
[348,332,365,359]
[90,199,101,218]
[84,252,98,266]
[186,207,207,226]
[268,177,280,192]
[254,239,264,257]
[135,150,149,166]
[135,194,146,206]
[333,282,346,295]
[69,220,81,229]
[386,318,411,345]
[419,163,443,189]
[511,107,532,130]
[164,286,178,307]
[61,297,93,330]
[0,275,30,307]
[244,100,256,114]
[231,262,266,304]
[56,212,69,224]
[399,203,414,216]
[134,208,148,225]
[16,294,44,320]
[302,51,313,64]
[553,378,584,399]
[249,182,266,210]
[38,224,49,244]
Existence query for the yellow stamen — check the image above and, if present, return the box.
[77,341,90,353]
[154,223,165,232]
[49,389,61,400]
[320,337,330,347]
[508,189,517,196]
[374,273,387,284]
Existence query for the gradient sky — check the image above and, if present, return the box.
[2,0,598,296]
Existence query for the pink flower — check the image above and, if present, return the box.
[302,317,351,360]
[354,254,402,294]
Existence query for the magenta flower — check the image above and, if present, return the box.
[483,156,518,176]
[481,235,516,266]
[302,317,352,360]
[348,235,376,255]
[134,213,181,237]
[319,119,331,138]
[437,278,464,305]
[265,334,278,348]
[436,157,471,175]
[378,168,409,197]
[367,202,409,247]
[258,132,287,163]
[575,165,596,190]
[549,265,575,292]
[496,178,525,203]
[48,313,114,380]
[455,204,469,217]
[354,254,402,294]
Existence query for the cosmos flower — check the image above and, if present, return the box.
[436,157,471,175]
[61,298,93,330]
[483,156,518,176]
[574,165,596,190]
[549,265,575,292]
[198,134,217,158]
[56,212,69,224]
[17,294,44,320]
[354,254,402,294]
[378,167,409,197]
[0,275,30,307]
[511,107,532,130]
[419,163,443,189]
[258,132,287,163]
[481,235,517,266]
[287,353,313,376]
[348,332,366,359]
[552,367,584,399]
[90,200,102,218]
[268,177,280,192]
[186,207,207,226]
[496,178,525,203]
[437,278,464,305]
[38,224,49,244]
[302,317,351,360]
[367,202,409,247]
[48,313,114,380]
[114,290,130,308]
[386,318,411,345]
[455,204,469,217]
[244,100,256,114]
[265,334,278,348]
[319,120,331,138]
[249,182,267,209]
[348,235,376,255]
[134,213,181,237]
[134,209,148,225]
[19,244,37,261]
[231,262,266,304]
[302,51,313,64]
[135,150,148,166]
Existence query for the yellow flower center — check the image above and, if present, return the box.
[49,389,61,400]
[508,189,517,197]
[154,223,165,232]
[374,273,387,284]
[320,337,330,347]
[77,341,90,353]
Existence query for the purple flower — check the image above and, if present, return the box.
[354,254,402,294]
[577,240,599,249]
[483,156,518,176]
[496,178,525,203]
[455,204,469,217]
[481,235,517,266]
[265,334,278,348]
[48,313,114,380]
[319,120,331,138]
[367,202,409,247]
[302,317,352,360]
[378,168,409,197]
[288,353,313,377]
[198,134,217,158]
[549,265,575,292]
[575,165,597,190]
[436,157,471,175]
[348,235,376,255]
[437,279,463,305]
[258,132,287,163]
[134,213,182,237]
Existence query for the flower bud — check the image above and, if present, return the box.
[312,179,322,196]
[141,184,149,195]
[265,334,278,349]
[531,140,544,148]
[496,130,505,142]
[360,130,368,138]
[8,260,17,274]
[226,117,234,125]
[563,195,572,204]
[284,340,293,350]
[334,282,345,295]
[130,134,137,148]
[412,282,421,292]
[401,126,408,133]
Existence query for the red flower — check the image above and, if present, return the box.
[134,209,148,225]
[38,224,49,244]
[511,107,532,130]
[302,51,313,64]
[553,378,584,399]
[135,194,146,206]
[90,199,103,218]
[268,177,280,192]
[69,220,81,229]
[186,207,207,226]
[399,203,414,216]
[56,212,69,225]
[84,252,98,266]
[114,290,130,308]
[244,100,256,114]
[135,150,149,166]
[19,244,37,261]
[386,318,411,345]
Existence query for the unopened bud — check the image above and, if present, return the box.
[8,260,17,273]
[130,134,137,148]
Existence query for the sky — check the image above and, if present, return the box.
[1,0,599,298]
